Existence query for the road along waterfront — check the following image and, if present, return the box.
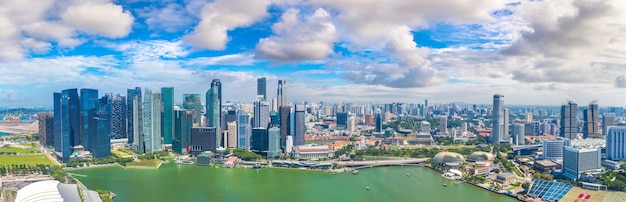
[71,162,518,202]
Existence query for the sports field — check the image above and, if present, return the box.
[0,155,55,166]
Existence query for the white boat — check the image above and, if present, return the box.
[352,170,359,174]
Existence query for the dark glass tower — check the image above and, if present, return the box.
[108,94,126,140]
[294,104,305,146]
[92,97,111,158]
[161,87,174,145]
[279,105,291,150]
[38,113,54,147]
[257,77,266,101]
[206,82,221,148]
[54,89,79,163]
[127,87,142,145]
[80,89,98,151]
[183,94,202,126]
[173,110,192,154]
[251,128,268,156]
[560,101,578,139]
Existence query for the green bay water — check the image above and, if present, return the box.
[72,163,518,202]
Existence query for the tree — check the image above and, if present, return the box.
[493,168,501,174]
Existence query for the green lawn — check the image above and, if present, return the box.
[111,150,131,157]
[0,155,54,166]
[126,159,162,167]
[0,146,40,154]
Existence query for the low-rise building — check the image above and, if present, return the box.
[495,172,517,185]
[534,160,561,172]
[469,163,491,176]
[223,157,238,168]
[602,160,621,170]
[293,144,334,160]
[197,151,213,166]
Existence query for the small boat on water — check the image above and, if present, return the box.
[454,181,462,185]
[443,183,447,187]
[252,165,262,169]
[366,187,370,190]
[406,173,410,176]
[352,170,359,174]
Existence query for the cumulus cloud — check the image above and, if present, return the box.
[255,8,338,63]
[0,0,135,61]
[184,0,270,50]
[501,0,626,83]
[616,75,626,88]
[61,3,134,38]
[137,1,204,33]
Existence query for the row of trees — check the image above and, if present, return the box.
[601,170,626,191]
[66,156,133,167]
[233,148,262,161]
[384,118,466,133]
[0,164,50,176]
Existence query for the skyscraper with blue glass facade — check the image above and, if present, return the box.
[173,110,192,154]
[206,83,220,148]
[127,87,142,148]
[161,87,174,145]
[53,89,80,163]
[80,88,98,151]
[237,112,251,150]
[92,96,111,158]
[143,88,162,153]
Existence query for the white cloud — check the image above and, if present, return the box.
[62,3,134,38]
[501,0,626,84]
[255,8,338,63]
[183,0,270,50]
[616,75,626,88]
[184,53,255,66]
[105,40,190,60]
[0,0,135,61]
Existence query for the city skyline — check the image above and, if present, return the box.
[2,0,626,107]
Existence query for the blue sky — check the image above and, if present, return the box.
[1,0,626,107]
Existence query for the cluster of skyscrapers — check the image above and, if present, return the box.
[38,78,312,162]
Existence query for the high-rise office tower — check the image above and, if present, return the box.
[526,112,533,123]
[603,114,615,136]
[183,94,202,126]
[504,108,510,141]
[80,88,98,151]
[38,113,54,147]
[583,102,599,139]
[161,87,174,145]
[143,88,162,153]
[54,89,79,163]
[513,123,525,146]
[375,113,383,133]
[279,105,291,150]
[257,77,267,101]
[492,94,504,144]
[271,97,278,112]
[420,121,430,133]
[251,128,268,156]
[190,127,217,155]
[606,122,626,160]
[563,147,601,179]
[126,87,142,146]
[253,101,270,128]
[173,110,192,154]
[294,104,305,146]
[336,112,348,130]
[206,84,221,148]
[107,93,126,140]
[237,112,251,150]
[227,121,237,148]
[560,100,578,139]
[277,80,287,107]
[92,96,111,158]
[439,116,447,135]
[268,127,281,158]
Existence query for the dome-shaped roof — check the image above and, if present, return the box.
[467,151,495,162]
[432,152,465,164]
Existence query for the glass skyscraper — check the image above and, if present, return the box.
[237,112,251,150]
[560,100,578,139]
[253,101,270,128]
[80,89,98,151]
[126,87,142,146]
[108,93,126,140]
[173,110,192,154]
[206,83,220,148]
[294,104,305,146]
[183,94,202,126]
[143,88,162,153]
[583,102,599,138]
[492,94,504,144]
[161,87,174,145]
[257,77,266,101]
[267,127,280,158]
[251,128,268,156]
[92,97,111,158]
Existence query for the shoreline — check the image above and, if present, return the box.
[423,165,523,201]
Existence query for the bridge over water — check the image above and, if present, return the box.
[335,158,429,169]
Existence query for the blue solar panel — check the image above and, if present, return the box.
[527,179,573,201]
